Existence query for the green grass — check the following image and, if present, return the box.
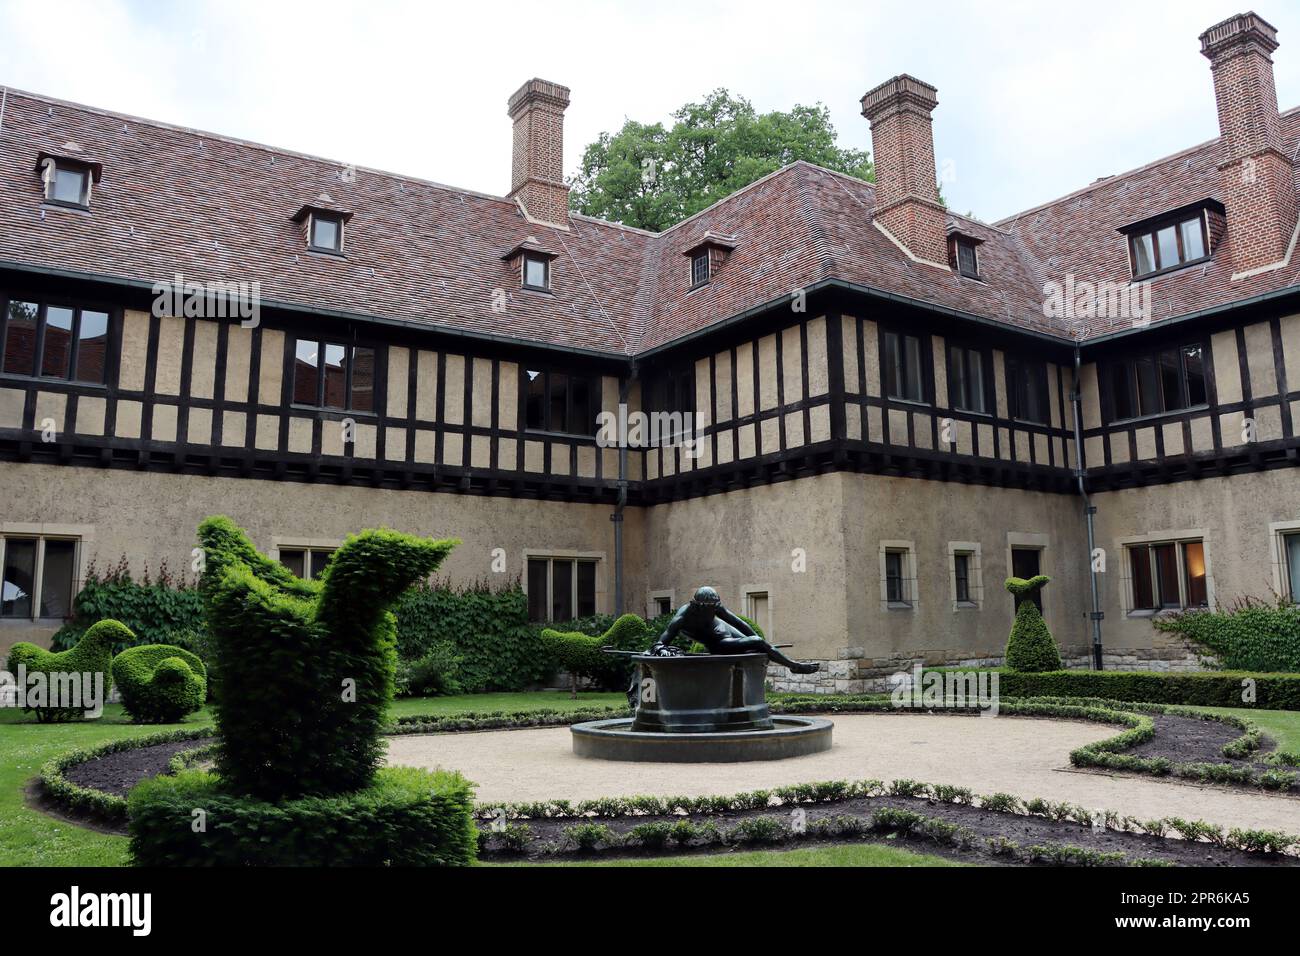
[494,844,965,867]
[386,691,623,719]
[1187,705,1300,753]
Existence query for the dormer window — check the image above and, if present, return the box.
[683,232,737,290]
[523,253,550,291]
[1120,201,1218,279]
[36,152,100,209]
[292,202,352,256]
[947,231,983,280]
[690,252,710,288]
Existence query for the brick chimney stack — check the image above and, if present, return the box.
[507,78,571,228]
[1200,12,1298,277]
[860,74,948,268]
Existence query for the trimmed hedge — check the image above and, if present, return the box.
[5,619,124,721]
[972,668,1300,710]
[1154,599,1300,672]
[127,766,477,866]
[1004,576,1060,672]
[111,644,208,724]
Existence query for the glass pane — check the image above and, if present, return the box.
[903,336,924,402]
[307,549,335,580]
[3,300,39,376]
[52,167,86,205]
[1183,541,1207,608]
[883,332,901,399]
[525,370,545,429]
[967,350,986,412]
[957,241,977,277]
[1,538,37,618]
[954,554,970,602]
[1153,543,1180,607]
[577,562,596,617]
[885,551,903,603]
[39,539,76,618]
[526,559,548,621]
[1158,349,1184,411]
[551,560,573,621]
[1183,344,1206,406]
[41,306,73,378]
[322,343,346,409]
[1130,545,1154,610]
[549,373,568,433]
[524,256,547,288]
[1112,362,1136,420]
[1180,218,1205,260]
[1027,364,1048,423]
[569,376,591,435]
[1156,225,1179,269]
[948,346,968,409]
[293,340,320,404]
[279,549,305,578]
[349,347,375,412]
[75,310,108,383]
[1286,534,1300,603]
[1132,234,1155,275]
[1135,356,1160,415]
[311,216,340,250]
[692,254,709,285]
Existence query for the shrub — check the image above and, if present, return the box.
[6,619,124,721]
[127,766,476,866]
[1154,599,1300,672]
[1004,576,1060,672]
[540,613,654,695]
[51,558,205,654]
[538,629,608,698]
[111,644,207,724]
[980,668,1300,710]
[197,515,457,800]
[395,643,463,697]
[561,823,617,851]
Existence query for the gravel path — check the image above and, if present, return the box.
[386,713,1300,833]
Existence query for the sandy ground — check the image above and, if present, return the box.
[385,713,1300,833]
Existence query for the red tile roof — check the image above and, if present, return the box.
[3,86,1299,356]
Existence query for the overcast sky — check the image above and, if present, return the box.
[3,0,1298,224]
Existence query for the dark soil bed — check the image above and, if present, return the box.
[482,795,1300,867]
[62,739,201,799]
[1129,715,1260,765]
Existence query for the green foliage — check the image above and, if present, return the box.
[395,643,463,697]
[111,644,207,724]
[987,668,1300,710]
[196,515,457,800]
[50,558,204,654]
[1154,599,1300,672]
[127,766,477,866]
[1003,576,1061,672]
[570,89,874,231]
[6,619,123,722]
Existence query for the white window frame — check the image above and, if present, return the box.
[878,540,917,610]
[523,549,605,620]
[647,589,675,619]
[1116,529,1212,616]
[1268,520,1300,604]
[739,584,773,639]
[947,541,983,611]
[0,523,91,622]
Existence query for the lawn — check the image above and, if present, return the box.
[1188,705,1300,753]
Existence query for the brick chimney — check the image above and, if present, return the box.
[1200,12,1298,277]
[860,74,948,268]
[507,78,571,228]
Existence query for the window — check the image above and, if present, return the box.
[879,542,915,609]
[1127,538,1208,612]
[293,339,374,412]
[524,368,596,435]
[40,159,92,208]
[690,252,710,288]
[646,363,696,437]
[278,547,336,580]
[1,298,109,384]
[1,536,78,620]
[951,237,980,279]
[954,553,972,603]
[1127,212,1210,278]
[522,254,550,291]
[883,331,926,403]
[1006,356,1049,424]
[885,551,907,604]
[309,212,344,253]
[1283,532,1300,604]
[526,556,598,622]
[946,344,989,414]
[1108,343,1207,421]
[744,590,772,639]
[648,592,674,617]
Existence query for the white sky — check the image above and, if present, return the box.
[2,0,1298,223]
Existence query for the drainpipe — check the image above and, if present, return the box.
[1071,346,1105,669]
[612,363,635,616]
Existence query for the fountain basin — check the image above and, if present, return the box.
[570,715,834,762]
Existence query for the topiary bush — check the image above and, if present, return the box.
[1004,576,1060,672]
[1154,598,1300,672]
[196,514,458,800]
[50,557,205,654]
[111,644,208,724]
[539,629,609,698]
[5,619,124,722]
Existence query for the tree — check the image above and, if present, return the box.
[570,89,873,232]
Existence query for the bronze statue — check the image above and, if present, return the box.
[653,586,821,675]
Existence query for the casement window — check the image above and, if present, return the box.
[526,556,598,622]
[946,344,990,414]
[1006,355,1050,424]
[293,339,375,412]
[883,330,926,403]
[522,253,550,291]
[646,363,696,416]
[950,236,980,279]
[947,541,983,610]
[648,591,674,617]
[690,252,710,288]
[0,535,78,620]
[1127,538,1207,612]
[1108,342,1207,422]
[1282,532,1300,604]
[879,542,916,609]
[524,368,597,436]
[1127,212,1210,279]
[885,550,908,604]
[277,547,336,580]
[954,553,972,603]
[308,211,345,253]
[1,298,109,384]
[38,157,94,209]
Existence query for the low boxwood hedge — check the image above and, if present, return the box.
[932,668,1300,710]
[128,765,477,866]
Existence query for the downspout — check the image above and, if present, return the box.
[1071,346,1105,669]
[612,362,635,616]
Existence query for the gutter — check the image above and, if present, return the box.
[612,362,636,616]
[1071,345,1105,670]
